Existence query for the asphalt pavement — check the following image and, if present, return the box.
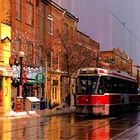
[1,105,140,139]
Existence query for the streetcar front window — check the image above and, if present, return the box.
[76,76,99,95]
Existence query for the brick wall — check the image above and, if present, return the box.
[11,0,37,66]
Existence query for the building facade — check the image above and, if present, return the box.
[44,1,78,105]
[1,0,106,108]
[100,48,133,76]
[76,30,100,67]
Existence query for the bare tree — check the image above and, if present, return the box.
[57,29,99,95]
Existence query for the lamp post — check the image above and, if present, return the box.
[18,51,24,97]
[15,51,24,112]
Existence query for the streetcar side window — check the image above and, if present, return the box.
[98,76,105,94]
[76,76,99,95]
[97,76,113,94]
[104,76,112,93]
[77,75,137,95]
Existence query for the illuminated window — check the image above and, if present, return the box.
[16,0,22,20]
[48,15,53,34]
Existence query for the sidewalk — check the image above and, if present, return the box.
[0,103,76,120]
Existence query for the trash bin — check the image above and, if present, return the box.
[25,97,40,111]
[40,100,46,110]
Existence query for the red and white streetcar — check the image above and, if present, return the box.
[76,67,138,116]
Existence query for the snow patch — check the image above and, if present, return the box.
[4,111,27,117]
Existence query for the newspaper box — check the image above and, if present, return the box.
[25,97,40,111]
[15,96,23,112]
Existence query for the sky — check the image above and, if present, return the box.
[53,0,140,65]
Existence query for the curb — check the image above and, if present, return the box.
[0,108,77,120]
[38,108,76,117]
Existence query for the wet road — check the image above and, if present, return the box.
[0,112,140,140]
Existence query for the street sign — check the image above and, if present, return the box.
[35,73,45,84]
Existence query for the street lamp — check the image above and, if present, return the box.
[15,51,24,112]
[18,51,24,96]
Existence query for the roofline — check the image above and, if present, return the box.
[42,0,79,22]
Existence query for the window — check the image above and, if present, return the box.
[99,76,137,94]
[77,76,99,95]
[48,15,53,34]
[26,2,33,25]
[52,86,57,100]
[47,50,53,70]
[16,0,21,20]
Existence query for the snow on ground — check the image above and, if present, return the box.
[4,111,28,117]
[1,103,76,118]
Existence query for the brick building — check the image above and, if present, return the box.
[76,30,100,67]
[1,0,104,107]
[44,1,79,104]
[10,0,41,103]
[100,48,133,76]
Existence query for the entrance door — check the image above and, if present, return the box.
[52,86,57,102]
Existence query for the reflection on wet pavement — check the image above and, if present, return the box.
[0,112,140,140]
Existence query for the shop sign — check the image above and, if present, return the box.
[0,67,13,77]
[12,65,46,80]
[12,65,20,78]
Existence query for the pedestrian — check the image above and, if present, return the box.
[65,93,71,107]
[73,93,76,106]
[49,99,52,109]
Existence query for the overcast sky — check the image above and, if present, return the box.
[53,0,140,65]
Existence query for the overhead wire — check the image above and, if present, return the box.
[110,11,140,43]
